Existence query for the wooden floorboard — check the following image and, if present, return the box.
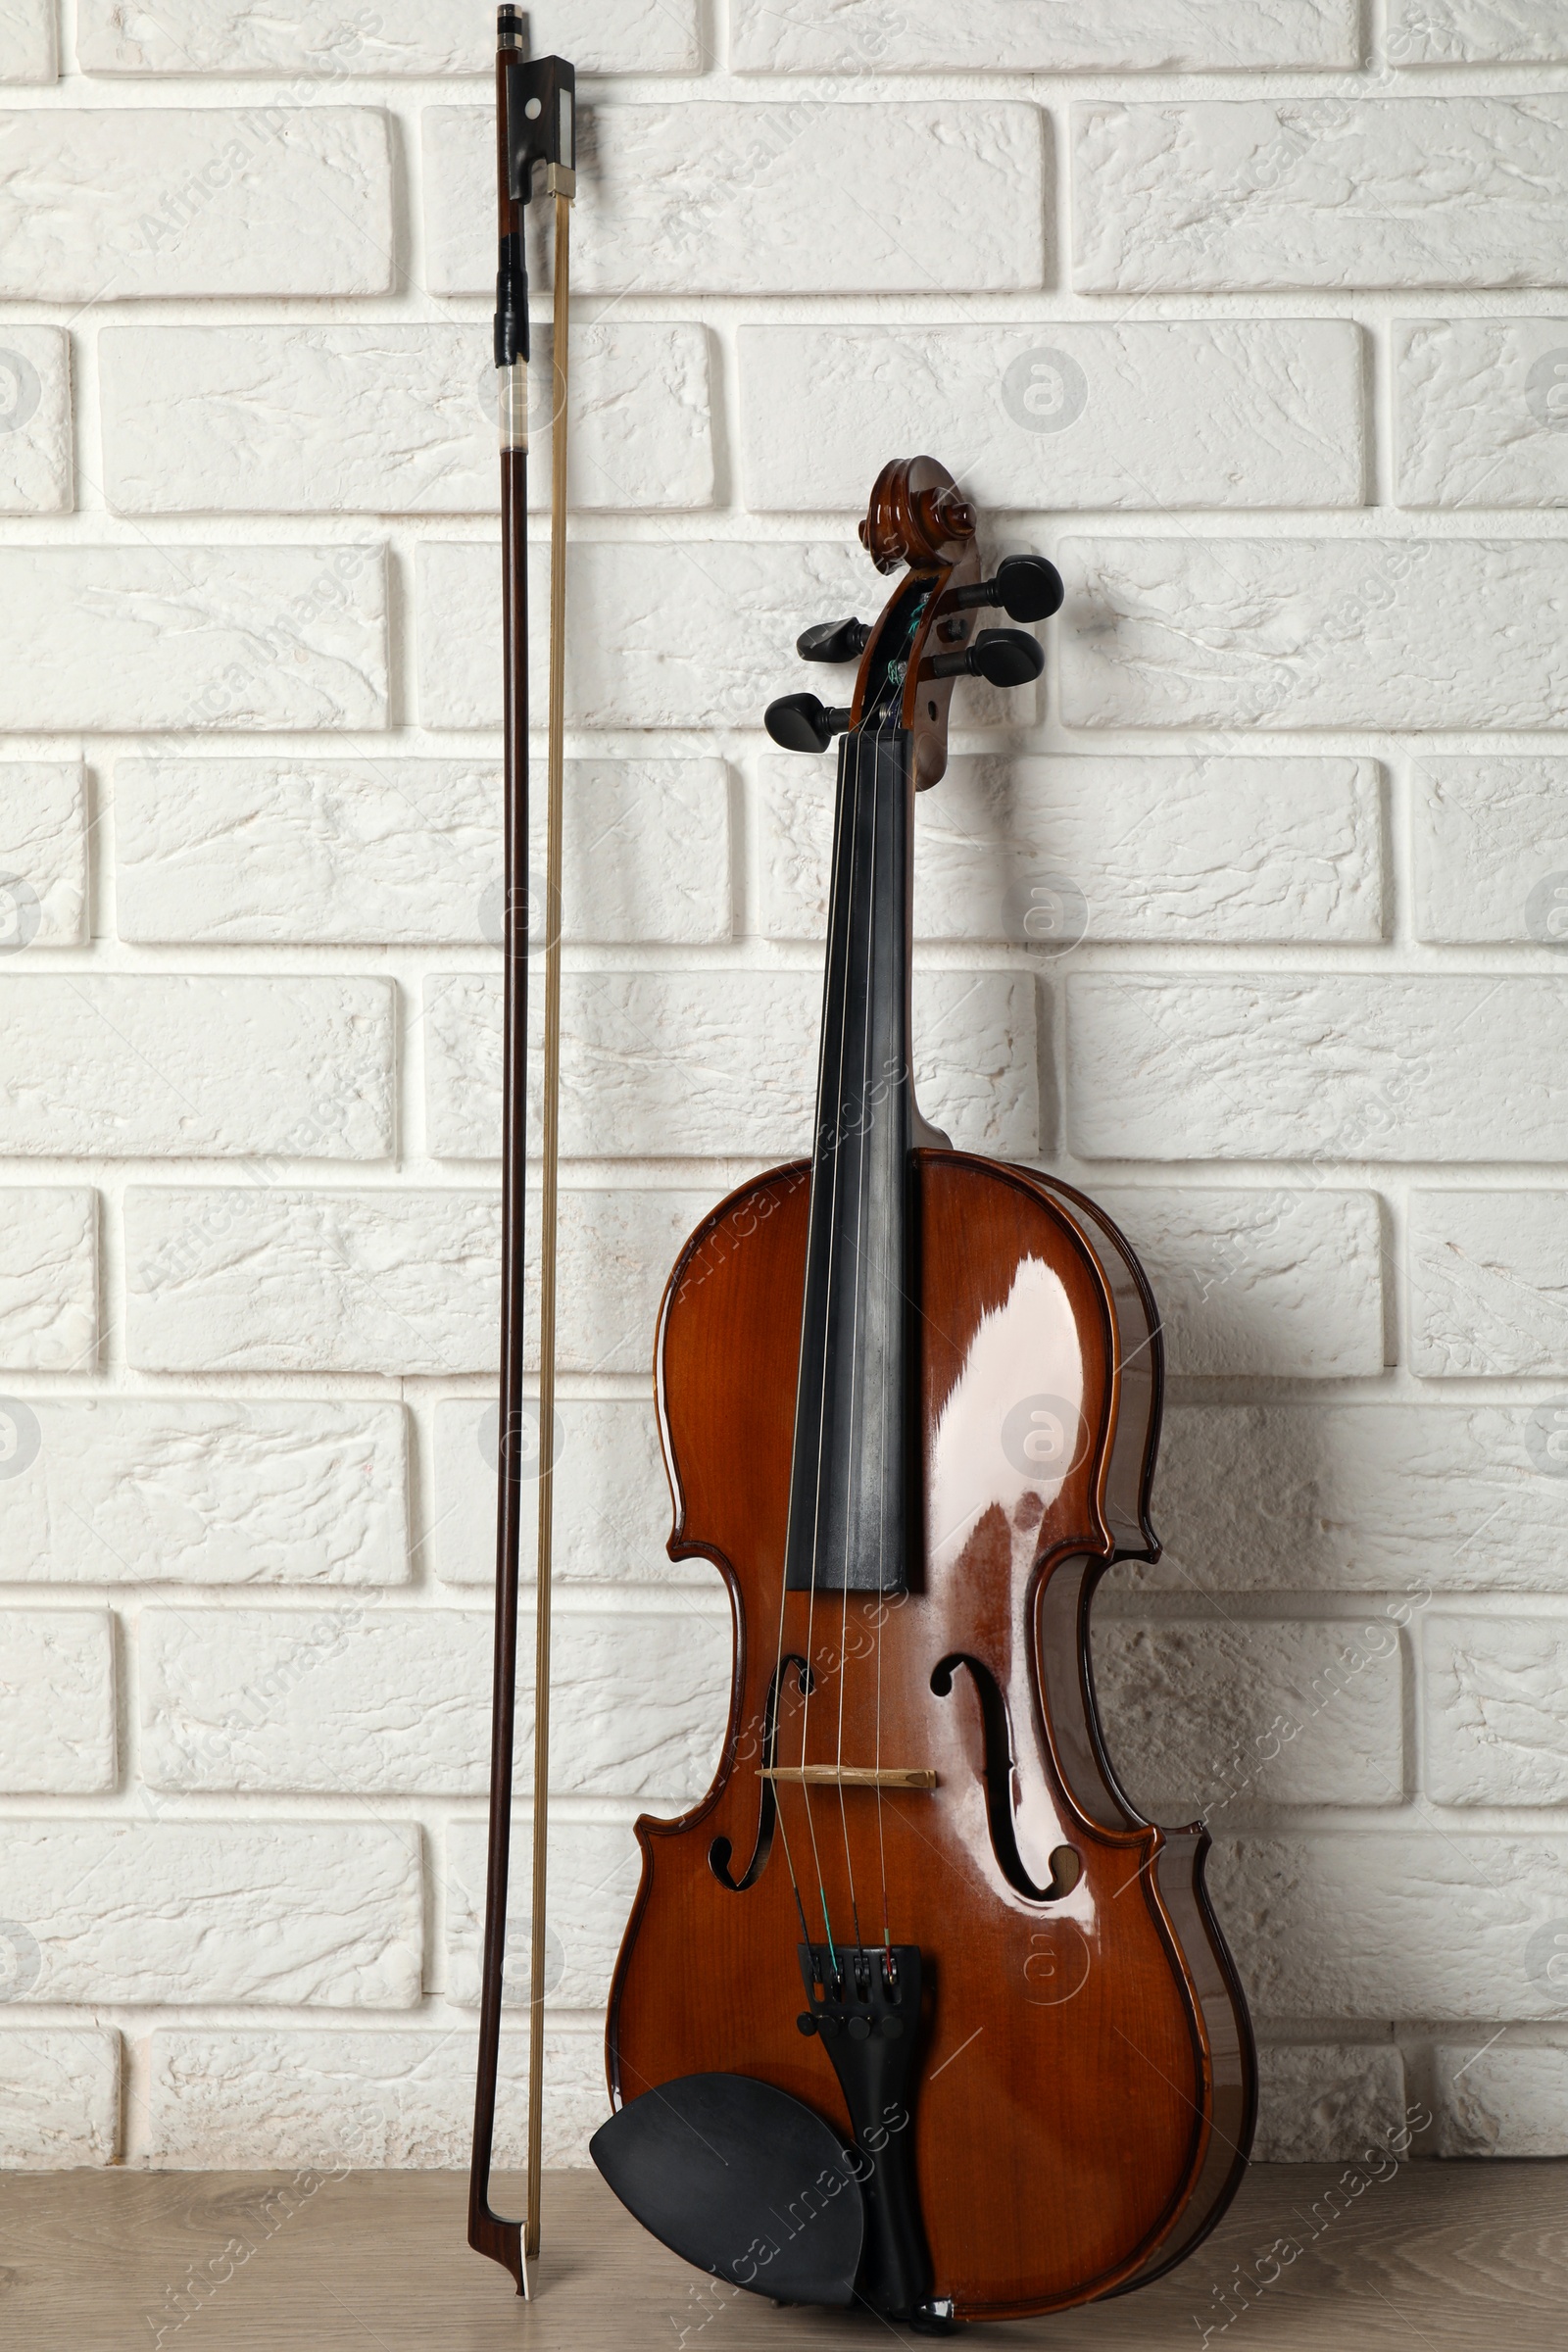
[2,2162,1566,2349]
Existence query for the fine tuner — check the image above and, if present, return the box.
[767,546,1057,757]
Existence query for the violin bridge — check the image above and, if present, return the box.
[759,1765,938,1790]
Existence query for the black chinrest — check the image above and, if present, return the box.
[589,2071,864,2306]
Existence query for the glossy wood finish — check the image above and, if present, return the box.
[608,1150,1256,2322]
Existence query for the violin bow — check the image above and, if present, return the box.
[469,5,576,2297]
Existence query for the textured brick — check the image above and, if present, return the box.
[124,1190,499,1376]
[732,0,1357,70]
[1396,321,1568,509]
[78,0,699,74]
[1059,536,1568,731]
[142,1605,728,1803]
[151,2026,605,2168]
[116,757,730,947]
[1074,99,1568,293]
[1436,2044,1568,2158]
[1424,1614,1568,1805]
[1389,0,1568,64]
[0,545,386,732]
[1211,1834,1568,2020]
[0,1190,95,1370]
[1094,1616,1403,1818]
[0,1611,115,1792]
[1409,1192,1568,1376]
[0,326,70,511]
[0,0,54,80]
[1093,1189,1384,1378]
[446,1818,642,2010]
[423,969,1040,1161]
[423,102,1046,297]
[101,323,713,514]
[0,1400,407,1587]
[0,762,86,947]
[1413,757,1568,944]
[740,322,1364,513]
[0,109,392,300]
[1071,978,1568,1162]
[416,539,1026,733]
[429,1396,674,1587]
[1253,2045,1407,2163]
[0,978,391,1158]
[0,2033,120,2168]
[761,755,1382,945]
[1142,1402,1568,1596]
[0,1820,421,2005]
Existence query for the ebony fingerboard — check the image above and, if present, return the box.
[783,725,916,1594]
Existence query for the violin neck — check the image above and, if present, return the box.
[784,725,916,1596]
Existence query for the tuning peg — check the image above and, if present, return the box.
[797,616,871,664]
[765,692,853,754]
[953,554,1064,624]
[924,627,1045,690]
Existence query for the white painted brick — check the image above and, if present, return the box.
[0,1400,407,1587]
[423,969,1041,1160]
[429,1396,674,1588]
[0,1611,115,1792]
[100,322,713,514]
[1254,2045,1407,2163]
[0,0,52,81]
[1060,536,1568,731]
[445,1818,642,2010]
[1071,978,1568,1162]
[1074,99,1568,293]
[1093,1189,1385,1379]
[1396,321,1568,510]
[733,0,1357,71]
[416,539,1027,733]
[1435,2044,1568,2157]
[78,0,699,74]
[0,2033,119,2168]
[1143,1402,1568,1596]
[0,544,386,732]
[1413,757,1568,944]
[0,327,70,511]
[1409,1192,1568,1376]
[0,109,392,300]
[1094,1617,1403,1817]
[0,762,86,948]
[0,977,391,1158]
[761,755,1383,946]
[1390,0,1568,65]
[0,1820,420,2005]
[0,1190,95,1370]
[740,322,1364,513]
[423,101,1045,298]
[1424,1614,1568,1805]
[1210,1834,1568,2020]
[124,1189,498,1376]
[151,2026,604,2168]
[142,1605,728,1803]
[115,757,730,947]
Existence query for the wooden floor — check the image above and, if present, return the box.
[3,2162,1566,2349]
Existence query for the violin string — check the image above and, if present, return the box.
[791,715,867,1969]
[873,677,901,1954]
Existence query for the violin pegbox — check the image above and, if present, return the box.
[763,457,1060,792]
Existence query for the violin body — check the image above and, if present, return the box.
[593,459,1254,2326]
[608,1154,1253,2321]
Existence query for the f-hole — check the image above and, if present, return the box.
[931,1652,1080,1902]
[710,1654,812,1892]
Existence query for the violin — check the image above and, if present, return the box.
[588,459,1256,2328]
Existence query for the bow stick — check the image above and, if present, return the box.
[469,6,575,2298]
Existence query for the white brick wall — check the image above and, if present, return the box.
[4,3,1567,2180]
